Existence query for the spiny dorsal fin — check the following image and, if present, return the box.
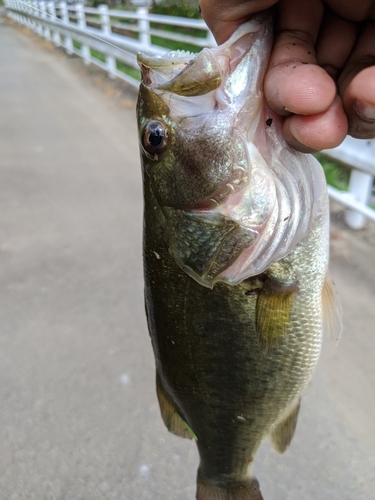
[269,398,301,454]
[322,273,343,345]
[156,375,197,440]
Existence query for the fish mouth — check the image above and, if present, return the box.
[137,50,194,88]
[137,16,272,98]
[138,47,223,97]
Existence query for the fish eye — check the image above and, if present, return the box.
[143,121,168,156]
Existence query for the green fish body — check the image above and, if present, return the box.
[137,12,341,500]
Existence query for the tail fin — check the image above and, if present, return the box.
[196,474,264,500]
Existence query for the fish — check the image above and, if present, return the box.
[136,10,342,500]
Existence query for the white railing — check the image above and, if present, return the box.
[323,137,375,229]
[4,0,375,229]
[5,0,215,87]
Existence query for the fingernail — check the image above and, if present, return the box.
[354,101,375,122]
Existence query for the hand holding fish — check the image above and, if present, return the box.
[200,0,375,152]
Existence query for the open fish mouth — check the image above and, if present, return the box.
[138,49,195,87]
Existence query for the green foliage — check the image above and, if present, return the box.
[315,153,350,191]
[90,48,106,63]
[116,60,140,81]
[90,0,105,8]
[150,35,201,52]
[148,0,205,52]
[150,0,201,19]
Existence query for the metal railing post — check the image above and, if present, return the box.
[59,1,73,55]
[205,29,216,47]
[30,0,38,32]
[76,3,90,64]
[98,4,116,78]
[22,0,28,25]
[48,1,61,46]
[12,0,18,24]
[40,1,51,41]
[23,0,29,27]
[344,171,373,229]
[28,0,34,27]
[136,5,150,49]
[15,0,22,25]
[32,0,43,36]
[9,0,16,23]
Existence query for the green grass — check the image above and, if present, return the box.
[150,34,201,53]
[150,1,201,20]
[90,48,106,63]
[315,153,350,191]
[151,22,206,38]
[116,60,140,81]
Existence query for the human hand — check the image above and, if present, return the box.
[200,0,375,152]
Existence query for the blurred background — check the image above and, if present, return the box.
[1,2,375,499]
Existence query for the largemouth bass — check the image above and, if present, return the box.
[136,11,341,500]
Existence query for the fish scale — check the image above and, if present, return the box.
[137,10,341,500]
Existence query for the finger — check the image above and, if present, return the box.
[338,21,375,138]
[265,0,337,116]
[265,62,336,116]
[199,0,277,44]
[283,95,348,152]
[324,0,375,22]
[315,10,360,80]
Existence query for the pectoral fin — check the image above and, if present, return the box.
[322,273,343,344]
[269,398,301,453]
[156,375,197,440]
[256,279,297,353]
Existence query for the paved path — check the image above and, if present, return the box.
[1,16,374,500]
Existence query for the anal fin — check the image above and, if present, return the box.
[269,398,301,453]
[156,375,197,440]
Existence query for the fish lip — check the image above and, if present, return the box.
[137,50,194,88]
[137,14,273,89]
[137,50,194,68]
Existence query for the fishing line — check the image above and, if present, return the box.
[12,0,138,58]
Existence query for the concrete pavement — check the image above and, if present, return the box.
[1,16,374,500]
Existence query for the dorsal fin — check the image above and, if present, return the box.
[322,273,343,344]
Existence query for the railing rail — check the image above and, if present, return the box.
[4,0,375,229]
